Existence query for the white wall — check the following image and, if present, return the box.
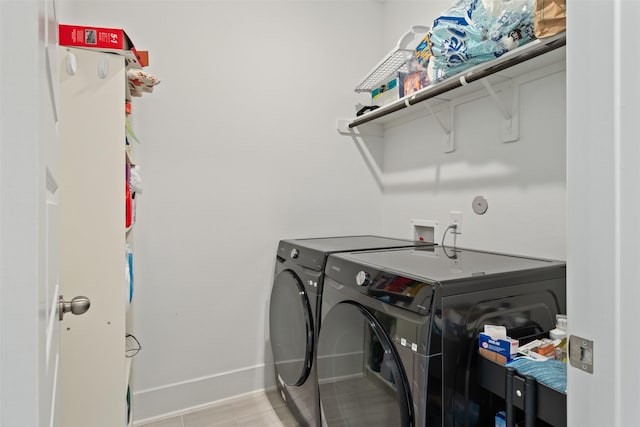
[375,69,567,259]
[58,0,567,422]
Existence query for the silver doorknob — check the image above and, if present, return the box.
[58,295,91,321]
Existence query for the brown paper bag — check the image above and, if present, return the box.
[534,0,567,38]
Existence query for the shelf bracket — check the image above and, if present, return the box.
[422,102,455,153]
[336,119,385,190]
[480,78,519,143]
[337,119,353,135]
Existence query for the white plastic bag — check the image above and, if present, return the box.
[428,0,535,81]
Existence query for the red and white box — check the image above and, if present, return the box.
[58,24,147,68]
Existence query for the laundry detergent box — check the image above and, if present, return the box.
[479,332,519,365]
[59,24,146,68]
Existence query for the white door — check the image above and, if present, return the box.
[0,0,61,426]
[567,0,640,426]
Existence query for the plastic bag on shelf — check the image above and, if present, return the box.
[483,0,532,19]
[129,165,143,194]
[127,68,161,97]
[399,61,430,97]
[396,34,432,97]
[428,0,536,82]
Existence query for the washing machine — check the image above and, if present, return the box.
[317,245,566,427]
[269,236,434,427]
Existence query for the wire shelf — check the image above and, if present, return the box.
[354,25,429,93]
[355,49,414,93]
[348,32,566,128]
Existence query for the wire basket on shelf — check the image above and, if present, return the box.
[354,25,429,93]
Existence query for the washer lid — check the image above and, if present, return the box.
[285,235,429,253]
[279,236,433,271]
[332,246,565,285]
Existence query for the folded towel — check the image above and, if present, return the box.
[506,357,567,393]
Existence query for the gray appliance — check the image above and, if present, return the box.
[269,236,433,427]
[317,245,566,427]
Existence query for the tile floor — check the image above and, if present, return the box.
[137,389,300,427]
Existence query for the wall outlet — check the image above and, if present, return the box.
[450,210,462,233]
[410,219,439,243]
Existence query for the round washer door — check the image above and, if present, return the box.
[317,301,413,427]
[269,269,314,386]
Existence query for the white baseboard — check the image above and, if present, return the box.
[132,363,276,424]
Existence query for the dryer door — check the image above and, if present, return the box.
[317,301,413,427]
[269,270,314,386]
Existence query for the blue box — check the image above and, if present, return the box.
[479,333,518,364]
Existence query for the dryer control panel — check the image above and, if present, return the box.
[366,272,434,315]
[325,256,434,315]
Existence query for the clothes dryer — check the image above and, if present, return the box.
[269,236,433,427]
[318,246,566,427]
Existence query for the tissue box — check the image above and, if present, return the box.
[479,333,519,364]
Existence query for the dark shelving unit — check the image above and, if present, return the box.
[478,356,566,427]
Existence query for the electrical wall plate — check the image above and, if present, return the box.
[569,335,594,374]
[449,211,462,233]
[410,219,438,243]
